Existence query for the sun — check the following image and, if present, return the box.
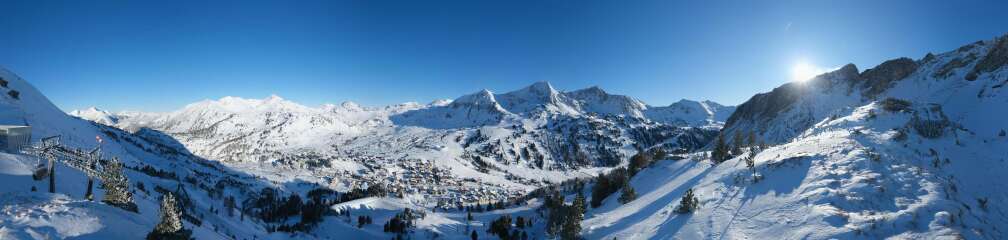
[791,61,820,82]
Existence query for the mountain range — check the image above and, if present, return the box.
[0,33,1005,239]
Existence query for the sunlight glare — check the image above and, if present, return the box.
[791,61,820,82]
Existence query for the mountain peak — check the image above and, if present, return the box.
[453,89,499,107]
[528,81,555,92]
[264,94,284,102]
[578,86,607,95]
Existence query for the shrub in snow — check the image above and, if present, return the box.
[880,98,911,112]
[488,215,513,239]
[892,128,908,141]
[978,197,989,211]
[356,215,372,228]
[911,117,949,139]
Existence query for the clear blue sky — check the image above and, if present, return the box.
[1,0,1006,112]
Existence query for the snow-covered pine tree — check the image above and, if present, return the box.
[147,192,192,240]
[101,157,138,212]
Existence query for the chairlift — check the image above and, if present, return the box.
[32,157,49,180]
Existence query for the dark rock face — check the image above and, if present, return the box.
[934,53,977,79]
[859,57,918,98]
[922,53,936,63]
[969,34,1008,78]
[724,83,803,127]
[724,64,859,128]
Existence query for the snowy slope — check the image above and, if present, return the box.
[0,67,321,239]
[580,33,1008,239]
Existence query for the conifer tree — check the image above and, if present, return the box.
[711,134,731,163]
[562,193,585,240]
[675,188,700,214]
[732,131,744,154]
[746,131,757,148]
[618,180,637,204]
[147,193,191,240]
[746,146,761,182]
[102,158,137,212]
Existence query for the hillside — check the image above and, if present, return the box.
[581,33,1008,239]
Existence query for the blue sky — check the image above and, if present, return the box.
[1,0,1006,112]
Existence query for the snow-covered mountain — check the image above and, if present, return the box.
[392,81,728,129]
[64,82,728,218]
[646,99,736,128]
[68,107,119,126]
[0,67,319,239]
[580,33,1008,239]
[77,82,730,170]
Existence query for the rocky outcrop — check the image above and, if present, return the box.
[859,57,918,98]
[967,34,1008,80]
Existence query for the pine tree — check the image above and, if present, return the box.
[746,131,757,147]
[224,196,235,217]
[653,148,668,161]
[147,193,191,240]
[711,134,731,163]
[573,192,586,215]
[746,149,758,182]
[618,180,637,204]
[563,193,585,240]
[101,158,137,212]
[732,131,744,155]
[675,188,700,214]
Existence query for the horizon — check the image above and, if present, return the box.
[2,0,1007,112]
